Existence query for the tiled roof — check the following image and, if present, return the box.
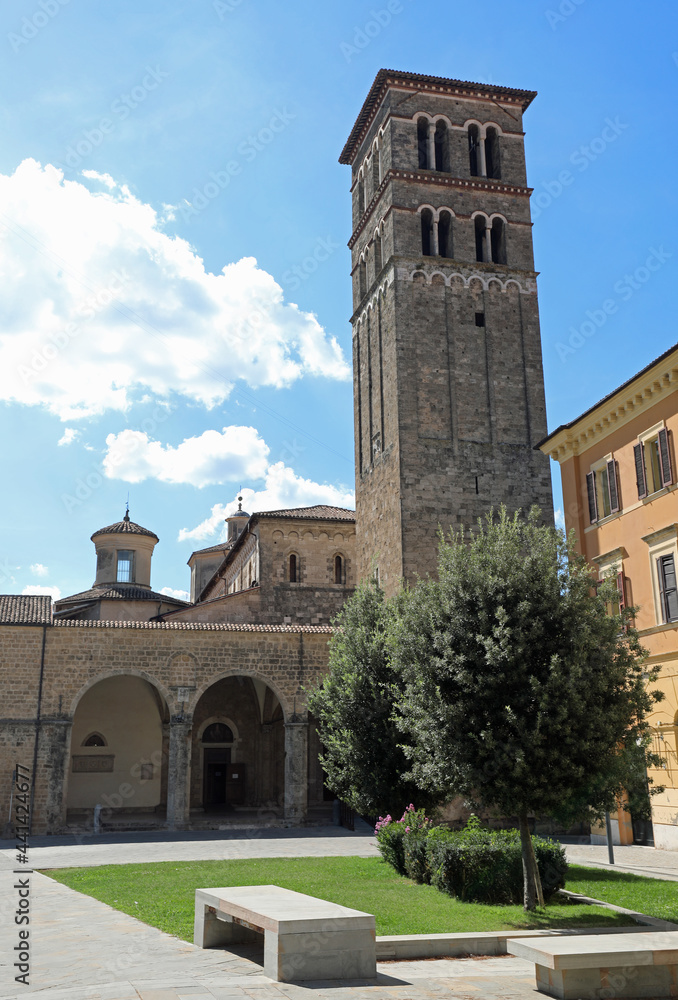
[91,512,158,541]
[53,620,334,633]
[0,595,52,625]
[340,68,537,164]
[191,542,231,556]
[55,586,189,606]
[256,505,355,521]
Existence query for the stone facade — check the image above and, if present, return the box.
[0,620,331,834]
[341,70,554,592]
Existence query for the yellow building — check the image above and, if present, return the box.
[540,343,678,849]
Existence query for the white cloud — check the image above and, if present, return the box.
[103,425,269,487]
[178,461,355,543]
[160,586,190,602]
[23,584,61,600]
[0,160,349,420]
[554,508,565,531]
[57,427,79,446]
[30,563,49,577]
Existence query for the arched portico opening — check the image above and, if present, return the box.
[66,673,169,829]
[190,676,285,817]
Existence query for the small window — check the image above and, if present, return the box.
[434,120,448,172]
[289,553,298,583]
[116,550,133,583]
[372,147,380,193]
[634,428,673,499]
[438,210,453,258]
[417,117,429,169]
[475,312,485,327]
[485,127,501,179]
[202,723,234,743]
[420,208,434,257]
[468,124,480,176]
[658,555,678,623]
[474,216,486,262]
[82,732,106,747]
[586,461,620,524]
[334,555,344,584]
[491,218,506,265]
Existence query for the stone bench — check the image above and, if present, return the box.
[507,931,678,999]
[194,884,376,982]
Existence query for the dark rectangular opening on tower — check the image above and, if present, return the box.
[475,312,485,327]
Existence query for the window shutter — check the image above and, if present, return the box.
[616,571,626,610]
[658,428,673,487]
[658,556,668,623]
[634,443,648,499]
[586,472,598,523]
[607,460,620,513]
[661,555,678,622]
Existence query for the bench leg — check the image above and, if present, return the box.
[193,905,260,949]
[266,928,377,982]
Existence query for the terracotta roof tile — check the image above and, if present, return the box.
[53,620,334,633]
[56,586,189,606]
[256,505,355,521]
[91,513,158,541]
[0,595,52,625]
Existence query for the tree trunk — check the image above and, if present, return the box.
[518,809,544,911]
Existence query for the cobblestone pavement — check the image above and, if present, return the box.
[0,869,539,1000]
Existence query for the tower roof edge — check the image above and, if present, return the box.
[339,68,537,165]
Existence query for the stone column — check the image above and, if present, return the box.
[478,135,487,177]
[427,122,436,170]
[431,219,440,257]
[39,720,72,835]
[484,222,493,263]
[166,717,192,829]
[284,721,308,824]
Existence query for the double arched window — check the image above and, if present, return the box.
[417,117,450,172]
[474,214,507,265]
[468,123,502,179]
[420,207,454,259]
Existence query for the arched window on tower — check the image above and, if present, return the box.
[475,215,487,262]
[417,117,429,169]
[374,229,383,274]
[438,211,453,259]
[359,254,367,299]
[289,553,298,583]
[421,208,434,257]
[485,127,501,179]
[357,173,365,216]
[491,218,507,264]
[434,121,449,172]
[372,146,380,195]
[468,124,480,176]
[334,554,344,584]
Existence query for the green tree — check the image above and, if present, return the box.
[391,507,662,910]
[307,581,430,818]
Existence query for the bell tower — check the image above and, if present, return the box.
[340,69,554,593]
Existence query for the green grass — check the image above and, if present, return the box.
[567,864,678,924]
[42,855,635,940]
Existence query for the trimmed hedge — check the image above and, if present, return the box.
[377,815,568,904]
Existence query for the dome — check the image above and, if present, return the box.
[91,509,159,542]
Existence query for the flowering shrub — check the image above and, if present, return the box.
[375,804,431,877]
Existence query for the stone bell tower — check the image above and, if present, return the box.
[340,69,554,594]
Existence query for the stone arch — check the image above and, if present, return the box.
[189,668,293,723]
[69,668,174,718]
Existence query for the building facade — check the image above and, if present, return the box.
[539,343,678,849]
[1,69,560,836]
[341,70,553,593]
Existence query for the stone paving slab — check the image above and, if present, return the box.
[0,868,539,1000]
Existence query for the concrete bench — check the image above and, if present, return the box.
[507,931,678,999]
[194,884,376,982]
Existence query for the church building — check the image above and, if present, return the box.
[0,69,553,836]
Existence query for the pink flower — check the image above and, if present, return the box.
[405,826,410,832]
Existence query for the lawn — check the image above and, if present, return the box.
[43,855,636,941]
[567,864,678,924]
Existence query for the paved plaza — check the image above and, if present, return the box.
[1,826,677,1000]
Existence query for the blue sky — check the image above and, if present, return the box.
[0,0,676,602]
